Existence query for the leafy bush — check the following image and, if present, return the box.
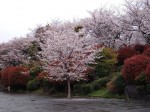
[121,55,150,83]
[1,66,31,88]
[145,63,150,81]
[29,66,43,78]
[133,44,145,54]
[27,79,40,91]
[117,46,136,65]
[143,48,150,57]
[90,47,117,79]
[107,74,126,94]
[91,76,111,90]
[135,73,147,85]
[73,83,93,95]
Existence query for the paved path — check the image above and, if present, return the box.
[0,92,150,112]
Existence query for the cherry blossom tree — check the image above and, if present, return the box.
[35,22,103,98]
[81,8,122,49]
[120,0,150,44]
[0,36,35,68]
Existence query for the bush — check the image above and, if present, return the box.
[90,47,117,79]
[1,66,31,88]
[135,73,147,85]
[27,79,40,92]
[143,48,150,57]
[133,44,145,54]
[145,63,150,81]
[73,83,93,95]
[91,76,111,90]
[107,75,126,94]
[29,66,43,78]
[36,71,48,80]
[121,55,150,83]
[117,46,136,65]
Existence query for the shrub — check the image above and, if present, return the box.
[135,73,147,85]
[90,47,117,79]
[1,66,31,88]
[29,66,43,78]
[107,75,126,94]
[143,48,150,57]
[145,63,150,81]
[133,44,145,54]
[27,79,40,92]
[117,46,136,65]
[73,83,93,95]
[91,76,111,90]
[121,55,150,83]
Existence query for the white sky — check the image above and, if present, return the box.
[0,0,125,43]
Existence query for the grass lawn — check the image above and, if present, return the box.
[88,88,125,99]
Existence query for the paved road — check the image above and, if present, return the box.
[0,92,150,112]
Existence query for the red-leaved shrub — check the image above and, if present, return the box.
[143,48,150,57]
[121,55,150,83]
[117,46,136,65]
[133,44,145,54]
[1,66,31,87]
[145,63,150,81]
[36,71,49,81]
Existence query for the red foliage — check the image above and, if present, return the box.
[133,44,145,54]
[143,48,150,57]
[36,71,49,81]
[1,66,30,87]
[145,63,150,81]
[117,46,136,65]
[144,45,150,50]
[121,55,150,83]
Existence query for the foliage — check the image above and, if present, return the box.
[133,44,145,54]
[121,0,150,44]
[27,79,41,92]
[1,66,31,88]
[90,47,117,79]
[121,55,150,83]
[135,73,147,85]
[0,37,34,68]
[73,83,93,95]
[24,41,41,61]
[107,74,126,94]
[74,25,83,32]
[82,8,121,48]
[143,48,150,57]
[91,76,111,90]
[74,76,110,95]
[145,63,150,81]
[29,66,43,78]
[36,23,103,98]
[117,46,136,65]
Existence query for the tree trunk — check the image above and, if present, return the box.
[67,79,71,99]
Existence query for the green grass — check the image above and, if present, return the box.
[88,88,125,99]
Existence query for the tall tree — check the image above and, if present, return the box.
[120,0,150,44]
[36,22,103,98]
[81,8,122,49]
[0,37,34,68]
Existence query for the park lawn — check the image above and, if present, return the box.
[88,88,125,99]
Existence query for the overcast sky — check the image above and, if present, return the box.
[0,0,125,43]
